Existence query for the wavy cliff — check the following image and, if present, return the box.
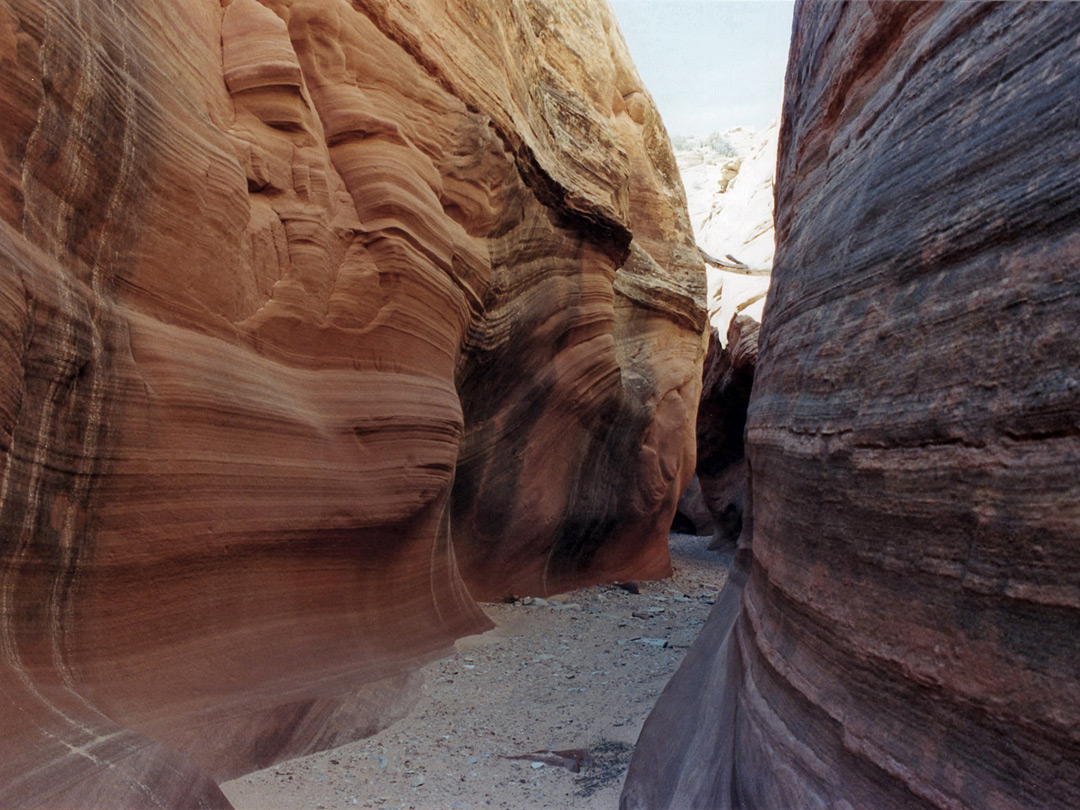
[0,0,705,806]
[625,3,1080,809]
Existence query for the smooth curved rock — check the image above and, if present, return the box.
[0,0,705,806]
[695,313,759,550]
[626,3,1080,809]
[672,473,715,537]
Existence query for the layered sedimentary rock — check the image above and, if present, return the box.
[677,122,777,333]
[693,313,758,548]
[671,474,714,536]
[626,2,1080,809]
[674,123,777,543]
[0,0,704,806]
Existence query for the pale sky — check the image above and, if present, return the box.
[609,0,795,136]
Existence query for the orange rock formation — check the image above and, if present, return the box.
[0,1,705,805]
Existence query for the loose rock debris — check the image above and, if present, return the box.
[502,748,594,773]
[221,534,731,810]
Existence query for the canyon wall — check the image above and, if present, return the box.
[0,0,705,806]
[690,312,758,546]
[675,123,777,545]
[625,2,1080,809]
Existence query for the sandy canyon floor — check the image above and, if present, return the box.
[221,533,730,810]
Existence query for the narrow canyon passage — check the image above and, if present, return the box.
[220,533,731,810]
[3,1,1078,808]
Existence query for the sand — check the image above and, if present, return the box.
[221,533,731,810]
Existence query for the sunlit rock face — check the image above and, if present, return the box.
[625,2,1080,809]
[0,0,704,805]
[674,122,778,545]
[679,121,777,332]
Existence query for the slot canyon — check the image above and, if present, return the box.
[0,1,1077,809]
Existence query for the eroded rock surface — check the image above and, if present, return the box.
[0,0,704,806]
[694,313,758,549]
[674,122,777,544]
[678,121,777,334]
[626,3,1080,809]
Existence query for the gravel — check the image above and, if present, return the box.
[221,533,731,810]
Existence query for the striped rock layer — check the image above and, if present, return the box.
[624,3,1080,809]
[0,0,705,806]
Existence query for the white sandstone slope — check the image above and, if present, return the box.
[675,120,779,341]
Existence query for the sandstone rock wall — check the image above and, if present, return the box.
[680,120,777,333]
[0,1,705,806]
[625,3,1080,808]
[675,122,778,544]
[693,313,758,548]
